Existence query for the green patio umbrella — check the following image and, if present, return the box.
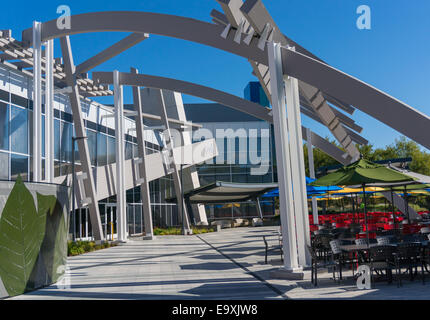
[311,158,416,245]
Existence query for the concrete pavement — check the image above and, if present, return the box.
[9,226,430,300]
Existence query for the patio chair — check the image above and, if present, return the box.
[368,245,400,287]
[421,244,430,274]
[308,245,338,287]
[396,242,425,285]
[329,240,358,280]
[355,237,377,245]
[312,234,334,261]
[420,227,430,234]
[262,235,283,264]
[376,236,396,245]
[400,234,420,243]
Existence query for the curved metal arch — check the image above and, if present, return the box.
[281,49,430,151]
[92,71,349,164]
[22,11,430,150]
[22,11,268,65]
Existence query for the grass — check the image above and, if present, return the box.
[68,240,118,256]
[153,226,216,235]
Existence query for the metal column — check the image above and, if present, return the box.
[59,36,104,241]
[307,128,319,227]
[45,39,54,183]
[32,21,42,182]
[267,42,302,277]
[285,55,311,267]
[130,67,155,240]
[113,70,127,242]
[156,89,192,234]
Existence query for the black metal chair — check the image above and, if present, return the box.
[368,245,400,287]
[329,239,359,281]
[376,236,396,245]
[262,235,283,264]
[308,245,338,287]
[396,242,425,285]
[400,233,420,243]
[421,243,430,274]
[312,233,334,262]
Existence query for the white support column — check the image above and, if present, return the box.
[114,70,127,242]
[306,128,319,227]
[267,42,302,279]
[156,89,192,234]
[32,21,42,182]
[285,59,311,267]
[45,39,54,183]
[130,67,155,240]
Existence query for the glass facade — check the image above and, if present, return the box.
[192,121,277,220]
[244,81,270,108]
[0,89,31,181]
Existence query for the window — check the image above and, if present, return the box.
[60,121,72,162]
[11,94,29,108]
[0,89,8,103]
[10,105,28,154]
[41,115,45,157]
[0,152,8,180]
[87,129,97,166]
[0,102,9,151]
[107,136,116,164]
[125,142,133,160]
[11,154,28,181]
[97,133,107,166]
[54,119,60,160]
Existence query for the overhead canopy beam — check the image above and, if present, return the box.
[20,11,430,150]
[211,2,356,117]
[75,32,149,75]
[217,0,359,160]
[102,104,202,129]
[93,70,349,164]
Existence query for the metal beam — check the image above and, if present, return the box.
[93,71,349,164]
[75,33,149,75]
[267,41,301,275]
[153,88,192,234]
[45,39,54,183]
[32,21,42,182]
[59,35,104,241]
[130,67,155,239]
[284,57,311,266]
[24,11,430,150]
[113,70,127,242]
[223,0,360,160]
[306,128,319,226]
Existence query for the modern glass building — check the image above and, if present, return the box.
[185,100,277,221]
[0,62,180,240]
[0,55,278,239]
[244,81,270,108]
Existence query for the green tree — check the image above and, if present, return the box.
[304,135,430,176]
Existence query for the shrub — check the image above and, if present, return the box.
[67,240,117,256]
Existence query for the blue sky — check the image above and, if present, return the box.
[2,0,429,149]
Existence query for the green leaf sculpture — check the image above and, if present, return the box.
[0,176,48,296]
[38,193,67,283]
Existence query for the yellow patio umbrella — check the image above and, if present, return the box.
[221,203,241,209]
[328,186,385,194]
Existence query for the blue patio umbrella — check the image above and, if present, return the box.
[262,177,342,198]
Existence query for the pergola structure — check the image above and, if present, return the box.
[8,0,429,278]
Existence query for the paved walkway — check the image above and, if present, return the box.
[9,227,430,300]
